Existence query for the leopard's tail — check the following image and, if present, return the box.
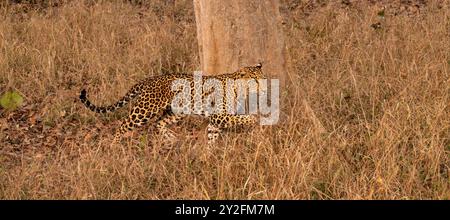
[79,83,143,113]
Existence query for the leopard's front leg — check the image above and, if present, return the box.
[206,114,256,145]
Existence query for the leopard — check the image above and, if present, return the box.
[79,63,266,145]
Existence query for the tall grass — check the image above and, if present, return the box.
[0,0,448,199]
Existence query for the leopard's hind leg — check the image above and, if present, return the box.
[113,98,162,143]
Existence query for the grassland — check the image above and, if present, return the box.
[0,0,449,199]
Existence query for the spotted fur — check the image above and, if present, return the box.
[79,63,264,144]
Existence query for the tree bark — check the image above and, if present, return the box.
[193,0,286,86]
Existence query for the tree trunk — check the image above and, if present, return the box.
[193,0,286,86]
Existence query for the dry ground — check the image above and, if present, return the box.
[0,0,449,199]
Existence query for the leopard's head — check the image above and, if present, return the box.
[233,63,269,95]
[237,63,265,80]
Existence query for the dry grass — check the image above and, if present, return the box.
[0,0,449,199]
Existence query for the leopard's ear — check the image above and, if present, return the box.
[255,62,263,69]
